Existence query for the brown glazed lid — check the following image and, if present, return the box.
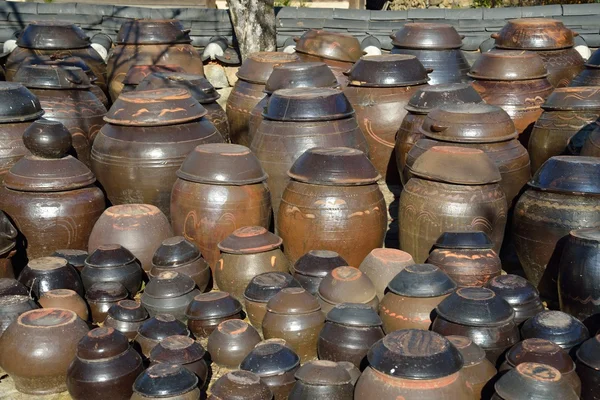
[138,314,190,340]
[387,264,457,298]
[218,226,282,254]
[4,119,96,192]
[447,336,487,366]
[468,50,548,81]
[486,275,541,307]
[210,370,273,400]
[144,271,196,299]
[263,88,354,121]
[137,72,221,104]
[293,250,348,278]
[107,300,148,322]
[122,65,185,85]
[434,231,494,250]
[264,62,338,94]
[420,104,518,143]
[347,54,429,87]
[521,311,589,350]
[391,23,464,50]
[528,156,600,195]
[541,87,600,111]
[104,88,207,126]
[76,327,129,360]
[85,282,128,302]
[506,339,575,373]
[492,18,577,50]
[240,340,301,377]
[436,287,515,327]
[294,29,363,63]
[152,237,201,267]
[494,363,578,400]
[0,82,44,123]
[236,51,299,84]
[16,21,91,50]
[244,272,302,303]
[288,147,380,186]
[295,360,352,385]
[266,287,321,314]
[117,19,191,45]
[409,146,502,185]
[318,267,377,305]
[185,291,242,320]
[177,143,268,185]
[405,83,483,114]
[577,334,600,369]
[86,244,137,268]
[14,65,92,90]
[149,335,206,364]
[326,303,383,328]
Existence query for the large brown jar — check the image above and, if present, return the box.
[571,49,600,87]
[171,143,271,270]
[278,147,386,267]
[399,146,507,263]
[0,119,104,260]
[106,19,204,101]
[226,51,299,146]
[91,88,224,217]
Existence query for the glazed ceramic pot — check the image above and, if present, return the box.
[278,147,385,267]
[262,287,325,362]
[171,143,271,270]
[288,360,354,400]
[582,125,600,157]
[0,211,17,278]
[135,314,190,358]
[120,65,185,94]
[339,361,361,385]
[52,249,88,273]
[0,308,89,394]
[291,250,348,295]
[208,319,262,368]
[492,18,584,87]
[521,311,589,356]
[448,336,496,399]
[185,291,243,339]
[226,51,299,146]
[131,363,201,400]
[208,370,273,400]
[399,146,507,263]
[355,329,473,399]
[85,282,128,324]
[252,88,369,220]
[427,231,502,288]
[149,335,208,386]
[432,287,520,364]
[81,244,143,296]
[0,119,104,260]
[18,256,84,299]
[492,362,578,400]
[571,49,600,87]
[513,156,600,303]
[317,266,379,315]
[66,327,144,400]
[576,334,600,400]
[486,275,544,325]
[141,271,200,321]
[358,248,414,301]
[317,303,385,369]
[380,263,457,333]
[0,294,38,337]
[104,300,149,340]
[39,289,88,320]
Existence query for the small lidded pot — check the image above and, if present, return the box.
[185,291,243,339]
[39,289,88,321]
[380,263,457,333]
[447,335,497,399]
[216,226,290,302]
[288,360,354,400]
[141,271,200,321]
[208,370,273,400]
[131,363,201,400]
[104,300,149,340]
[18,256,84,299]
[576,334,600,400]
[317,266,379,315]
[85,281,128,324]
[358,248,415,301]
[521,311,590,356]
[208,319,262,368]
[486,274,545,325]
[149,335,209,387]
[135,314,191,358]
[291,250,348,295]
[492,362,578,400]
[81,244,143,296]
[318,303,385,369]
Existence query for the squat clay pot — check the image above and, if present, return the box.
[486,275,544,325]
[185,291,243,339]
[521,311,589,356]
[289,360,354,400]
[0,294,38,338]
[104,299,149,340]
[571,49,600,87]
[576,334,600,400]
[135,314,191,358]
[209,370,273,400]
[39,289,88,320]
[81,244,143,296]
[493,363,578,400]
[359,248,414,301]
[149,335,208,386]
[18,256,84,299]
[447,336,497,399]
[132,363,201,400]
[292,250,348,295]
[85,282,128,324]
[317,266,379,315]
[208,319,262,368]
[141,271,200,321]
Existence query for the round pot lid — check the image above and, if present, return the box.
[236,51,300,84]
[293,250,348,278]
[434,231,494,250]
[577,334,600,369]
[266,287,321,314]
[325,303,382,327]
[244,272,301,303]
[264,62,338,94]
[137,72,220,104]
[494,363,578,400]
[485,274,540,306]
[492,18,577,50]
[420,104,518,143]
[218,226,282,254]
[14,64,91,90]
[152,236,201,267]
[122,65,185,86]
[528,156,600,195]
[16,21,91,50]
[85,281,128,302]
[85,244,137,268]
[295,360,352,385]
[436,287,515,327]
[541,87,600,111]
[387,263,457,298]
[117,19,192,45]
[133,363,198,397]
[210,371,272,400]
[107,299,148,322]
[294,29,363,63]
[347,54,429,87]
[104,88,207,126]
[138,314,189,340]
[144,271,196,299]
[521,311,590,349]
[177,143,267,185]
[0,82,44,123]
[405,83,483,114]
[368,329,464,379]
[22,55,97,82]
[185,291,242,320]
[77,327,129,360]
[318,267,377,305]
[447,336,486,366]
[263,87,354,122]
[150,335,205,364]
[469,50,548,81]
[288,147,380,186]
[506,339,574,373]
[240,340,300,377]
[391,23,464,49]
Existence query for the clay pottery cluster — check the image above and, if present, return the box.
[18,256,84,299]
[317,266,378,314]
[208,319,262,368]
[52,249,88,273]
[0,308,89,394]
[288,360,353,400]
[399,146,507,263]
[141,271,200,321]
[226,51,299,146]
[0,210,17,279]
[85,282,128,324]
[216,227,289,302]
[262,287,325,362]
[135,313,190,357]
[359,248,414,300]
[0,119,104,260]
[571,49,600,87]
[252,88,369,220]
[185,291,242,339]
[39,289,88,320]
[132,363,201,400]
[448,336,496,398]
[107,19,204,101]
[513,156,600,303]
[521,310,589,355]
[317,303,384,369]
[492,18,584,87]
[390,23,469,85]
[291,250,348,295]
[528,87,600,173]
[149,335,208,386]
[278,147,385,267]
[486,275,544,325]
[171,143,271,270]
[81,244,143,296]
[493,362,578,399]
[120,65,184,94]
[380,263,456,333]
[355,329,472,399]
[0,294,38,337]
[427,231,502,288]
[66,327,144,400]
[91,89,224,218]
[576,334,600,400]
[582,124,600,157]
[104,299,149,340]
[208,370,272,400]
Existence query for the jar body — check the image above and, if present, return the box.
[390,48,471,85]
[141,289,201,322]
[104,317,144,340]
[571,68,600,87]
[427,248,502,287]
[380,293,450,333]
[187,314,242,339]
[462,360,497,399]
[18,264,84,298]
[577,361,600,400]
[395,112,426,183]
[288,380,354,400]
[226,79,266,146]
[0,121,33,184]
[317,322,385,368]
[536,48,585,88]
[581,127,600,157]
[262,311,325,363]
[149,259,211,293]
[244,298,268,334]
[204,101,230,142]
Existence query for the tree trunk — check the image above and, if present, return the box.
[227,0,277,61]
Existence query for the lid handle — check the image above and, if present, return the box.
[490,33,499,39]
[426,68,434,74]
[430,124,448,132]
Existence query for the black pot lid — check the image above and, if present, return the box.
[293,250,348,278]
[326,303,382,327]
[15,65,91,90]
[0,82,44,123]
[528,156,600,195]
[294,360,352,385]
[133,363,198,397]
[387,264,457,298]
[506,339,574,373]
[149,335,206,364]
[144,271,196,299]
[494,362,578,400]
[116,19,191,45]
[218,226,282,254]
[447,336,486,366]
[521,311,590,349]
[185,291,242,320]
[136,72,220,104]
[138,314,189,340]
[347,54,430,87]
[436,287,515,327]
[404,83,483,114]
[263,88,354,122]
[76,327,129,361]
[85,244,137,268]
[485,275,540,306]
[391,22,464,49]
[237,52,300,84]
[368,329,464,379]
[107,300,148,322]
[244,272,301,303]
[240,340,300,377]
[152,236,201,267]
[85,282,128,302]
[16,21,91,50]
[433,230,494,249]
[51,249,88,269]
[264,62,338,94]
[576,334,600,369]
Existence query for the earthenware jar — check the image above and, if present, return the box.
[171,143,271,270]
[0,119,104,260]
[39,289,88,320]
[244,272,301,334]
[262,287,325,362]
[317,267,379,315]
[433,287,519,363]
[400,146,507,262]
[291,250,348,295]
[528,87,600,173]
[141,271,200,321]
[209,370,273,400]
[252,89,369,220]
[18,256,84,299]
[135,314,190,357]
[131,363,201,400]
[85,282,128,324]
[52,249,88,273]
[104,300,149,340]
[521,311,589,356]
[427,231,502,288]
[582,125,600,157]
[390,23,469,85]
[150,237,211,292]
[226,51,299,146]
[571,49,600,87]
[106,19,204,101]
[0,294,38,337]
[0,278,28,297]
[486,275,544,325]
[576,334,600,400]
[149,335,208,386]
[288,360,353,400]
[492,18,584,87]
[137,72,230,140]
[355,329,473,399]
[513,156,600,303]
[0,211,17,278]
[448,336,497,399]
[185,291,243,339]
[120,65,185,94]
[278,147,385,267]
[208,319,262,368]
[81,244,143,296]
[318,303,384,368]
[359,248,414,301]
[0,308,89,394]
[380,263,456,333]
[66,327,144,400]
[492,362,578,400]
[395,83,483,177]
